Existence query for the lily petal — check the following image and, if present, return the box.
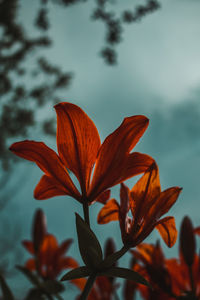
[120,183,130,215]
[40,234,58,265]
[9,141,80,200]
[34,175,68,200]
[149,187,182,220]
[130,163,160,221]
[97,199,119,224]
[58,257,78,270]
[119,152,155,184]
[92,190,111,205]
[25,258,36,271]
[155,216,177,247]
[89,115,149,200]
[22,241,34,255]
[194,226,200,236]
[55,102,101,195]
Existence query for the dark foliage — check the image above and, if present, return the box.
[0,0,72,169]
[0,0,160,169]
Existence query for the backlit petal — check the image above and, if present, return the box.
[10,141,80,200]
[71,278,86,291]
[131,244,155,265]
[92,190,111,205]
[155,216,177,247]
[97,199,119,224]
[130,163,160,221]
[40,234,58,265]
[22,240,34,254]
[194,226,200,236]
[25,258,36,271]
[89,115,149,200]
[120,183,130,215]
[34,175,70,200]
[119,152,154,184]
[55,102,101,195]
[58,257,78,270]
[149,187,182,221]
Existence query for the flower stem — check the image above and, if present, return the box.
[83,201,90,227]
[80,273,96,300]
[101,244,130,269]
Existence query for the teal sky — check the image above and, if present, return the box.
[5,0,200,298]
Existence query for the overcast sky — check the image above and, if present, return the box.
[5,0,200,297]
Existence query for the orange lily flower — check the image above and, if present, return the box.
[126,217,200,300]
[22,209,80,286]
[166,216,200,299]
[166,255,200,299]
[127,243,175,300]
[23,234,78,280]
[98,163,182,248]
[9,102,153,204]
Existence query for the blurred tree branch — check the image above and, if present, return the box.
[0,0,160,169]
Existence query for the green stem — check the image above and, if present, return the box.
[83,201,90,227]
[80,273,96,300]
[101,244,130,269]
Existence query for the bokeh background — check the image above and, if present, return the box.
[1,0,200,298]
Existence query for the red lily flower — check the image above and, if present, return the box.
[126,243,175,300]
[9,102,153,204]
[98,163,182,248]
[166,255,200,299]
[166,216,200,299]
[126,217,200,300]
[22,209,81,286]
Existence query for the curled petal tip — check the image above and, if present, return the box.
[177,187,183,194]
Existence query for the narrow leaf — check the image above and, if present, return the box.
[76,213,103,268]
[0,274,15,300]
[100,267,151,287]
[61,266,90,281]
[100,246,128,270]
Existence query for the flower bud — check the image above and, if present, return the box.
[33,209,47,253]
[180,216,196,267]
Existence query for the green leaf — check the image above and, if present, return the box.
[61,266,90,281]
[16,266,41,287]
[0,274,15,300]
[100,267,151,287]
[41,280,64,294]
[76,213,103,268]
[100,246,128,270]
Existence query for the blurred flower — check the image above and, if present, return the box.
[9,102,153,205]
[98,163,182,248]
[129,243,174,300]
[125,217,200,300]
[22,209,78,281]
[166,216,200,299]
